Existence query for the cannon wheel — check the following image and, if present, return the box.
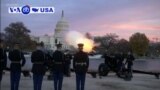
[98,63,110,76]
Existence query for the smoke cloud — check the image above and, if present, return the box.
[65,31,95,52]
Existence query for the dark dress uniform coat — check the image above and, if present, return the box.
[73,51,89,73]
[0,48,7,71]
[52,50,65,72]
[9,49,26,72]
[126,54,135,68]
[0,48,7,82]
[31,50,47,75]
[8,49,26,90]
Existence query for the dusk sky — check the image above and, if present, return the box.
[1,0,160,40]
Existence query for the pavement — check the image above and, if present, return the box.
[1,72,160,90]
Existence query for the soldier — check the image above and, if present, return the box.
[31,43,47,90]
[64,50,72,77]
[0,39,7,88]
[116,52,125,77]
[52,43,65,90]
[73,43,89,90]
[102,53,111,65]
[8,43,26,90]
[126,51,135,78]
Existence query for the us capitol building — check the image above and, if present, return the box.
[31,10,70,50]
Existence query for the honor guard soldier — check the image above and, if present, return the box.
[64,50,72,77]
[0,39,7,88]
[116,52,125,77]
[126,51,135,78]
[73,43,89,90]
[52,43,65,90]
[31,43,47,90]
[8,43,26,90]
[102,53,111,65]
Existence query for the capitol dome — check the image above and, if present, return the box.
[54,10,70,50]
[55,10,69,32]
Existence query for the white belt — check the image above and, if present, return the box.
[76,63,86,66]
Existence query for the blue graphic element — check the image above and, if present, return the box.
[21,5,30,14]
[32,8,38,12]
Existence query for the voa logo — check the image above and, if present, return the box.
[8,5,55,14]
[31,7,55,13]
[9,7,22,13]
[40,7,54,13]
